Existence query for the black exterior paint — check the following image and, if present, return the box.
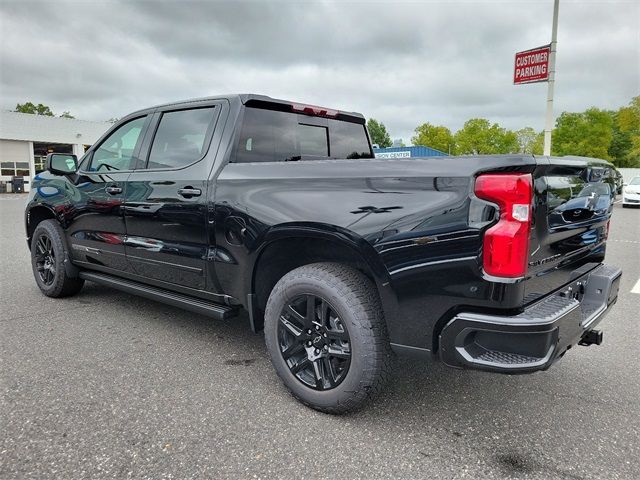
[25,94,619,359]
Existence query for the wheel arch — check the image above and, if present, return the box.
[247,223,398,333]
[25,204,59,248]
[26,204,80,279]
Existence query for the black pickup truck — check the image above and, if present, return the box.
[25,94,621,413]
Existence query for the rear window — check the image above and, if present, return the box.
[298,124,328,157]
[329,120,372,159]
[235,107,372,163]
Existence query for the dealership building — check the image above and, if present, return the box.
[0,111,111,192]
[373,145,448,158]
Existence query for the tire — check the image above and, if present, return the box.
[31,220,84,298]
[264,263,392,413]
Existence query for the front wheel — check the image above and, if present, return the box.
[264,263,392,413]
[30,220,84,298]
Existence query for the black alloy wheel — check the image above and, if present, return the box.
[34,233,56,286]
[264,263,392,413]
[278,294,351,390]
[30,219,84,298]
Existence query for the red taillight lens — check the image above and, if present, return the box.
[474,173,533,278]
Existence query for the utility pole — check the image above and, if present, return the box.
[543,0,560,156]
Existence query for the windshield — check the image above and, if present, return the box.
[630,177,640,185]
[577,183,610,197]
[235,107,373,163]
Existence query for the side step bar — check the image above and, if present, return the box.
[79,271,238,320]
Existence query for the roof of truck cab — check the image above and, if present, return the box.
[129,94,365,119]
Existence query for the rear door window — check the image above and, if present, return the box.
[237,108,297,163]
[147,107,216,169]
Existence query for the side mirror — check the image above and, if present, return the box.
[46,153,78,175]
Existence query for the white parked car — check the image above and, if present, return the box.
[622,176,640,208]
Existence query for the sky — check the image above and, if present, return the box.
[1,0,638,143]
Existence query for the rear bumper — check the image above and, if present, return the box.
[439,264,622,373]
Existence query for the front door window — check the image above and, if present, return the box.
[90,117,146,172]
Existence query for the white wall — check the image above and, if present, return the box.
[0,111,110,145]
[27,141,34,192]
[0,139,30,162]
[0,112,112,193]
[618,168,640,184]
[0,139,31,192]
[72,143,85,158]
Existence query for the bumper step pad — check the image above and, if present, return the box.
[438,263,622,373]
[476,350,541,365]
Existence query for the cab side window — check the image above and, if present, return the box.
[147,107,216,169]
[90,117,147,172]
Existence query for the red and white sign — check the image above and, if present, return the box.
[514,45,551,84]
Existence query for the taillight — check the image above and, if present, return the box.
[474,173,533,278]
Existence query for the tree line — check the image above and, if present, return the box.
[14,101,123,123]
[15,102,75,119]
[367,96,640,167]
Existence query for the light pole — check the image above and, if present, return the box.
[543,0,560,156]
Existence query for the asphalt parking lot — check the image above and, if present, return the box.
[1,195,639,479]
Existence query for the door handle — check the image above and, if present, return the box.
[105,186,122,195]
[178,187,202,198]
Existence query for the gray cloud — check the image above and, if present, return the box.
[1,0,638,142]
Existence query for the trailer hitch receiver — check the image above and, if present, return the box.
[579,329,603,346]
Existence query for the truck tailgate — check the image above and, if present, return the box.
[524,158,615,304]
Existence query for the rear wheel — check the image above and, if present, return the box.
[264,263,392,413]
[31,220,84,298]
